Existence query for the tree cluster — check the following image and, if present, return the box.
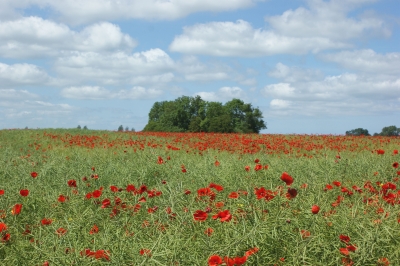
[346,125,399,136]
[143,96,267,133]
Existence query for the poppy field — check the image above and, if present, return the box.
[0,129,399,265]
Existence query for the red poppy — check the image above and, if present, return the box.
[281,172,294,186]
[339,234,350,243]
[300,229,311,239]
[89,224,99,234]
[92,190,102,198]
[101,198,111,208]
[20,189,29,197]
[67,180,77,188]
[56,227,67,236]
[324,184,333,191]
[31,172,38,178]
[393,162,399,168]
[245,247,259,257]
[333,181,341,187]
[204,227,214,236]
[0,223,7,233]
[208,255,223,266]
[140,249,152,256]
[1,233,10,242]
[377,257,390,266]
[339,248,349,256]
[12,203,22,215]
[234,256,247,265]
[245,166,250,172]
[214,160,220,166]
[193,210,208,221]
[41,218,52,226]
[311,205,320,214]
[110,186,118,192]
[286,188,298,199]
[254,164,263,171]
[212,210,232,222]
[209,183,224,191]
[157,156,163,164]
[228,192,239,199]
[254,158,260,163]
[394,150,399,155]
[0,190,4,196]
[58,195,68,202]
[184,189,191,195]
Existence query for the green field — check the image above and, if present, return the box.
[0,129,399,265]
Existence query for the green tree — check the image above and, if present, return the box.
[118,125,124,132]
[83,125,88,130]
[77,125,81,129]
[143,96,267,133]
[380,125,399,136]
[345,128,370,136]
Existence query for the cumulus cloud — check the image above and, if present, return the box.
[320,49,400,75]
[1,0,263,25]
[0,88,39,101]
[195,86,247,102]
[262,63,400,116]
[268,63,323,82]
[54,49,175,86]
[0,63,51,87]
[265,0,390,41]
[0,17,136,58]
[61,86,162,100]
[169,20,350,57]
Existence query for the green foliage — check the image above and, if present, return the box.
[83,125,88,130]
[143,96,267,133]
[118,125,123,132]
[77,125,81,129]
[345,128,370,136]
[380,125,399,136]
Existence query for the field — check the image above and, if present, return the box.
[0,129,399,265]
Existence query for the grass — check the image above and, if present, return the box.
[0,129,399,265]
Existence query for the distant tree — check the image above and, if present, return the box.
[118,125,124,132]
[25,126,28,129]
[125,126,129,131]
[131,127,135,132]
[77,125,81,129]
[345,128,370,136]
[83,125,88,130]
[143,96,267,133]
[380,125,399,136]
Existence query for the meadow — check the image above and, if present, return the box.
[0,129,399,265]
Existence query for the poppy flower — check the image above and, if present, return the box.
[157,156,163,164]
[394,150,398,155]
[254,164,263,171]
[101,198,111,208]
[41,218,52,226]
[0,190,4,196]
[212,210,232,222]
[1,233,10,242]
[245,247,259,257]
[245,166,250,172]
[58,195,68,202]
[204,227,214,236]
[228,192,239,199]
[31,172,38,178]
[339,234,351,243]
[110,186,118,192]
[139,249,151,256]
[333,181,341,187]
[300,229,311,239]
[11,203,22,215]
[233,256,247,265]
[214,160,220,166]
[67,180,77,188]
[209,183,224,191]
[324,184,333,191]
[377,149,385,155]
[208,255,223,266]
[20,189,29,197]
[311,205,320,214]
[89,224,99,234]
[377,257,390,266]
[393,162,399,168]
[281,172,294,186]
[92,190,102,198]
[286,188,298,199]
[0,223,7,233]
[56,227,67,236]
[193,210,208,221]
[339,248,349,256]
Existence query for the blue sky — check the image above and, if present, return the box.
[0,0,399,134]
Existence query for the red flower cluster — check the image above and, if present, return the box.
[81,249,110,261]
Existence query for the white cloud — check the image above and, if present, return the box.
[268,62,323,82]
[61,86,162,100]
[265,0,390,41]
[320,49,400,75]
[0,17,136,58]
[195,86,247,102]
[169,20,349,57]
[0,63,51,87]
[54,49,175,86]
[0,0,263,25]
[262,63,400,116]
[0,89,39,101]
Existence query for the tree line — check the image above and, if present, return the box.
[143,96,267,133]
[346,125,400,136]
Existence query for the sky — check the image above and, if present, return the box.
[0,0,399,134]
